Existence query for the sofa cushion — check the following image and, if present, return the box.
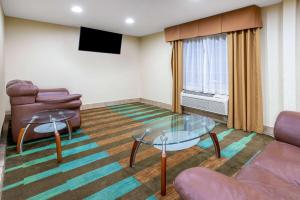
[174,167,269,200]
[251,141,300,186]
[237,164,300,200]
[38,89,69,97]
[36,94,82,104]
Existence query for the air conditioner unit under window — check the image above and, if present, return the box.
[181,91,228,116]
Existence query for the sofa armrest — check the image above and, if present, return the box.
[174,167,267,200]
[36,94,82,104]
[6,83,38,97]
[274,111,300,147]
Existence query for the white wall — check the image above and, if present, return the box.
[140,32,172,105]
[4,17,141,110]
[297,0,300,111]
[261,4,283,127]
[261,1,300,127]
[0,4,5,128]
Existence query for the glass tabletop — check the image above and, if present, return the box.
[24,109,76,124]
[133,114,215,151]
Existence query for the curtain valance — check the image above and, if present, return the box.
[165,5,262,42]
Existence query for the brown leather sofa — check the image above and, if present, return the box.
[6,80,82,143]
[174,111,300,200]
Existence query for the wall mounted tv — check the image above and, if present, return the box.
[79,27,123,54]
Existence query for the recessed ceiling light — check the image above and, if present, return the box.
[125,17,135,25]
[71,6,83,13]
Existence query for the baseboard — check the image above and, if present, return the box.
[140,98,172,110]
[80,98,172,111]
[263,126,274,137]
[80,98,141,110]
[0,115,10,199]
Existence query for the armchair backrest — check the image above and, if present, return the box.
[274,111,300,148]
[6,80,39,105]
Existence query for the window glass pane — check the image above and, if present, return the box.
[183,34,228,95]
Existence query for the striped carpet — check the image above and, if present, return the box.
[2,102,273,200]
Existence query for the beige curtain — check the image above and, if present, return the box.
[171,41,183,114]
[227,28,263,133]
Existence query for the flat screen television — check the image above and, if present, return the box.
[79,27,122,54]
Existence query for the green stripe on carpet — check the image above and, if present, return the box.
[6,135,91,159]
[221,132,256,158]
[84,177,141,200]
[198,128,235,149]
[5,142,99,173]
[6,129,83,150]
[3,151,109,191]
[28,162,122,200]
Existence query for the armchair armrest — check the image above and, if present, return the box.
[274,111,300,147]
[36,94,82,104]
[6,80,33,88]
[6,83,38,97]
[174,167,267,200]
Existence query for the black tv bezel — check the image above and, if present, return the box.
[78,27,123,54]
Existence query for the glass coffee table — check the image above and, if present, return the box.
[129,114,220,196]
[17,109,76,163]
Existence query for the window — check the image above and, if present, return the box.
[183,34,228,95]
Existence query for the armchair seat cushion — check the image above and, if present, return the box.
[174,167,269,200]
[236,165,300,200]
[250,141,300,186]
[36,94,82,104]
[38,88,69,96]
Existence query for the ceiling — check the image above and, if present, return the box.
[1,0,281,36]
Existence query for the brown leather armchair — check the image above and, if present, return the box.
[6,80,82,143]
[174,111,300,200]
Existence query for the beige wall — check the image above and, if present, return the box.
[4,17,141,110]
[140,32,172,105]
[0,4,5,128]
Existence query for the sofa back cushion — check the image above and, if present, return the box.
[251,141,300,186]
[274,111,300,147]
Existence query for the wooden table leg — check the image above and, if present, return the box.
[54,131,62,163]
[209,132,221,158]
[161,151,167,196]
[129,140,141,167]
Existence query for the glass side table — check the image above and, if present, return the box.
[17,109,76,163]
[129,114,219,196]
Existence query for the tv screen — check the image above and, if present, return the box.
[79,27,122,54]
